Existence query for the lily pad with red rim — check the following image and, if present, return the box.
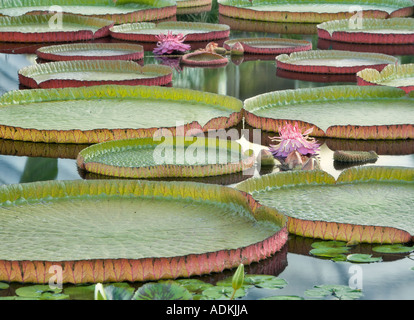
[35,43,144,62]
[317,18,414,44]
[0,0,177,24]
[76,136,254,178]
[223,37,312,55]
[218,0,414,23]
[176,0,212,8]
[0,14,113,43]
[181,51,228,67]
[235,166,414,244]
[275,50,398,74]
[357,63,414,94]
[18,60,172,89]
[0,85,243,144]
[109,21,230,42]
[0,179,287,283]
[243,85,414,140]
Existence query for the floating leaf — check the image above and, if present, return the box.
[236,166,414,244]
[174,279,214,294]
[132,282,193,300]
[63,284,96,300]
[0,282,9,290]
[103,285,134,301]
[243,85,413,140]
[311,241,349,249]
[201,286,246,300]
[372,244,414,254]
[304,284,363,300]
[310,247,351,258]
[15,285,62,298]
[346,254,382,263]
[218,0,414,23]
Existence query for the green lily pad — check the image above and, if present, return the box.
[0,282,9,290]
[18,60,173,89]
[311,241,349,249]
[310,247,351,258]
[76,136,253,178]
[276,50,398,74]
[0,0,177,24]
[0,85,243,144]
[0,179,287,284]
[317,18,414,44]
[218,0,414,23]
[15,285,62,298]
[357,63,414,94]
[104,284,135,300]
[110,21,230,42]
[216,274,287,289]
[372,244,414,254]
[174,279,214,294]
[0,14,113,43]
[36,43,145,62]
[201,286,246,300]
[236,166,414,244]
[346,254,382,263]
[132,282,193,300]
[304,284,363,300]
[63,284,96,300]
[243,85,414,140]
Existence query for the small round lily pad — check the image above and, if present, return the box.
[224,37,312,55]
[372,244,413,254]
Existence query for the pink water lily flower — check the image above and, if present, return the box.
[269,122,320,158]
[153,31,191,55]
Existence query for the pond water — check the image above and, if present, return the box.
[0,2,413,300]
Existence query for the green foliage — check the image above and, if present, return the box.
[304,284,363,300]
[346,254,382,263]
[0,282,9,290]
[372,244,414,254]
[132,282,193,300]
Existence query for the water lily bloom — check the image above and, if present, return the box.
[269,122,320,158]
[153,31,191,55]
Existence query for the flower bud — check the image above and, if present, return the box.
[232,264,245,292]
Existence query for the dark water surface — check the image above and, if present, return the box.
[0,2,413,300]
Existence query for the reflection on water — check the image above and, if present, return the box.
[0,5,413,300]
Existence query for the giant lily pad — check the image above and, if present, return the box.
[223,37,312,55]
[235,166,414,244]
[275,50,398,74]
[176,0,212,8]
[0,0,177,24]
[76,137,254,178]
[181,51,229,67]
[109,21,230,42]
[0,179,287,283]
[317,18,414,44]
[0,14,113,43]
[18,60,173,89]
[243,85,414,140]
[218,0,414,23]
[36,43,144,62]
[0,85,243,144]
[357,63,414,94]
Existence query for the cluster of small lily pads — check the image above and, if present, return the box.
[309,241,414,263]
[1,241,412,301]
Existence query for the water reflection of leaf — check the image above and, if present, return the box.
[19,157,58,183]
